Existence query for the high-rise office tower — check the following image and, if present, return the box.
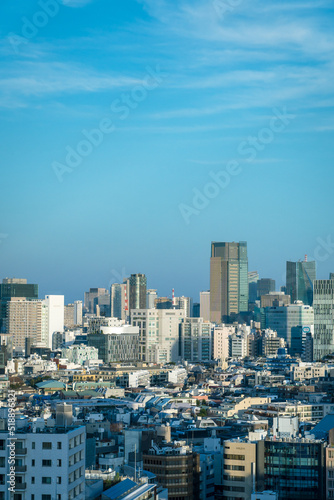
[129,273,147,311]
[6,298,48,350]
[286,258,316,306]
[210,241,248,323]
[313,278,334,360]
[0,278,38,332]
[257,278,276,298]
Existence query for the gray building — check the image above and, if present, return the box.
[87,325,139,363]
[257,278,276,298]
[179,317,212,363]
[313,278,334,360]
[129,274,147,311]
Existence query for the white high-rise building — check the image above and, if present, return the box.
[131,308,185,363]
[200,291,210,322]
[213,324,234,362]
[313,278,334,360]
[44,295,64,348]
[146,289,157,309]
[74,300,82,326]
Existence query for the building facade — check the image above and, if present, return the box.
[313,278,334,361]
[286,260,316,306]
[210,241,248,323]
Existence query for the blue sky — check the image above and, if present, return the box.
[0,0,333,303]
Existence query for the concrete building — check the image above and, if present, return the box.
[84,288,108,314]
[266,302,314,356]
[210,241,248,323]
[174,296,193,318]
[61,344,99,365]
[143,444,200,500]
[213,325,234,363]
[129,274,147,311]
[6,298,48,350]
[0,405,86,500]
[286,258,316,306]
[87,325,139,363]
[228,332,247,358]
[87,316,124,334]
[44,295,64,348]
[179,318,212,363]
[200,291,210,322]
[0,278,38,333]
[131,309,185,363]
[146,289,157,309]
[313,278,334,360]
[257,279,276,299]
[261,292,291,308]
[222,438,264,500]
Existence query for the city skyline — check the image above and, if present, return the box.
[0,240,332,305]
[1,1,333,303]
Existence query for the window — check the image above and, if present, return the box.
[42,442,52,450]
[0,440,5,451]
[31,477,35,484]
[31,496,35,500]
[57,442,62,450]
[32,460,35,467]
[0,457,5,467]
[42,477,52,484]
[57,459,62,467]
[32,442,35,449]
[57,477,61,484]
[42,496,51,500]
[42,460,52,467]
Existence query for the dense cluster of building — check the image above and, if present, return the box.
[1,240,334,499]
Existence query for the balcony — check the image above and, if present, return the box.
[15,482,26,490]
[16,466,27,472]
[15,448,27,456]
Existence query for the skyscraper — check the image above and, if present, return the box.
[210,241,248,323]
[129,273,147,311]
[313,278,334,360]
[286,258,316,306]
[257,278,276,298]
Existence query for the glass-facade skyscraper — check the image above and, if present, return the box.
[129,273,147,311]
[210,241,248,323]
[286,259,316,306]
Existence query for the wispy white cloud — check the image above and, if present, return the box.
[61,0,94,7]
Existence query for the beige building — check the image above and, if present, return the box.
[200,291,210,321]
[6,298,48,349]
[223,439,264,499]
